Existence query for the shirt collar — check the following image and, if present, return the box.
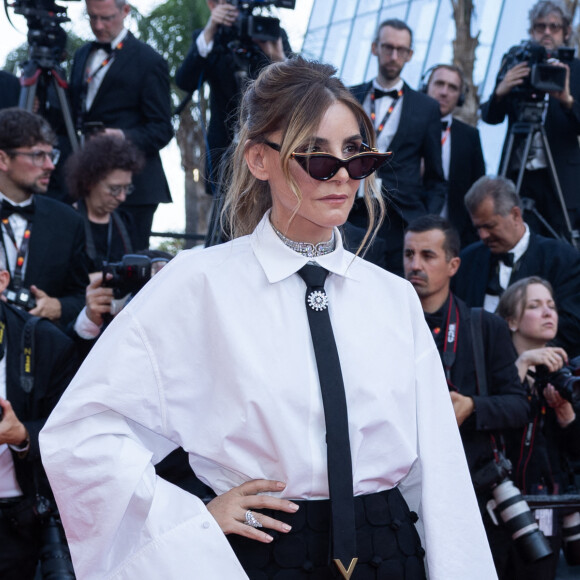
[250,211,358,284]
[509,223,530,263]
[0,192,33,207]
[441,113,453,126]
[372,78,404,93]
[112,28,128,48]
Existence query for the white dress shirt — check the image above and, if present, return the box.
[86,28,129,110]
[483,223,531,313]
[41,213,496,580]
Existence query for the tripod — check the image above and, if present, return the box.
[500,100,577,248]
[19,47,79,153]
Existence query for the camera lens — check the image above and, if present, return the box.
[490,480,553,563]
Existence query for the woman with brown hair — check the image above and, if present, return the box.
[40,57,495,579]
[497,276,580,579]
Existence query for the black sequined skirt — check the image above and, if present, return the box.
[227,487,426,580]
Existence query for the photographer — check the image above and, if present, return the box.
[0,108,89,327]
[481,0,580,239]
[65,134,143,276]
[175,0,291,197]
[0,253,78,579]
[403,216,534,577]
[497,276,580,579]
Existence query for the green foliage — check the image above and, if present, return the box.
[135,0,210,80]
[151,237,186,255]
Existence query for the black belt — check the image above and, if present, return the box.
[0,497,23,508]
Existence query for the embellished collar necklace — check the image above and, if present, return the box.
[271,221,335,257]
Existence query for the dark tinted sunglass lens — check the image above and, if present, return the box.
[306,156,340,180]
[348,155,379,179]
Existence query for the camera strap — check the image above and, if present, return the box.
[78,200,133,265]
[1,218,33,291]
[470,307,488,397]
[439,293,459,387]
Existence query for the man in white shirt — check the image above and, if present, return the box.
[425,65,485,247]
[68,0,174,251]
[453,175,580,357]
[349,18,446,275]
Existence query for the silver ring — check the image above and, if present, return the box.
[244,509,262,528]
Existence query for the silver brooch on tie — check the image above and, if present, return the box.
[307,290,329,311]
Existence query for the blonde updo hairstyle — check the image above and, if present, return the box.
[221,56,385,251]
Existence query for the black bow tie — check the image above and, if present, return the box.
[374,88,399,100]
[0,201,35,221]
[496,252,515,267]
[92,41,113,54]
[441,121,449,131]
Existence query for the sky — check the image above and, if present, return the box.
[0,0,314,241]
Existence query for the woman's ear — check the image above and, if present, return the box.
[508,318,518,333]
[245,142,270,181]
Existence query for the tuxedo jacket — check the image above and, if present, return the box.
[481,58,580,210]
[453,232,580,357]
[430,295,528,476]
[448,119,485,247]
[4,302,78,500]
[0,71,20,110]
[350,81,447,224]
[69,31,173,207]
[17,195,89,327]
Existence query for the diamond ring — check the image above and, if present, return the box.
[244,509,262,528]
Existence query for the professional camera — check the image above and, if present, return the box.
[3,287,36,311]
[487,479,553,563]
[223,0,294,71]
[474,453,552,562]
[8,0,78,67]
[34,496,75,579]
[102,254,152,299]
[227,0,295,42]
[497,40,574,99]
[534,355,580,405]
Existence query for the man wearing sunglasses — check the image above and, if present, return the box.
[349,18,446,277]
[0,109,89,328]
[481,0,580,243]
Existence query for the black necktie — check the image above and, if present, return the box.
[0,201,35,221]
[297,264,357,579]
[441,120,449,131]
[91,41,112,54]
[374,88,399,99]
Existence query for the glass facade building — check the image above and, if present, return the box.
[301,0,559,172]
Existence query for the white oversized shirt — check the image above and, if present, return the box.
[40,213,497,580]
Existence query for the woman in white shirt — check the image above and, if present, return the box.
[40,56,496,580]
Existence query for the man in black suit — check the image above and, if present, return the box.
[349,18,446,275]
[0,108,89,327]
[481,0,580,241]
[403,214,529,577]
[0,71,20,110]
[175,0,291,198]
[425,64,485,247]
[453,175,580,358]
[0,256,78,579]
[69,0,173,250]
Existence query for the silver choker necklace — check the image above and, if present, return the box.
[271,221,336,257]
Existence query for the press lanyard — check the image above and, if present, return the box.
[370,87,403,137]
[1,218,32,290]
[85,41,124,86]
[441,125,451,146]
